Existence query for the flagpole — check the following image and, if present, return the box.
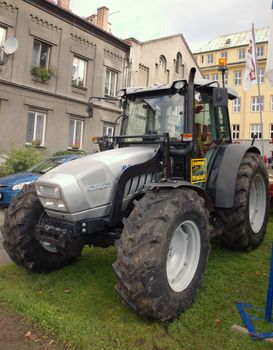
[252,23,264,156]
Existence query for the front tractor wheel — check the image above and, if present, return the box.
[113,188,210,321]
[1,184,82,273]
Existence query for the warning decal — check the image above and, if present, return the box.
[191,158,207,184]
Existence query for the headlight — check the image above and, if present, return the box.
[12,181,32,191]
[38,197,67,212]
[36,185,61,198]
[36,184,67,212]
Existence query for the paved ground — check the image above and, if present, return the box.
[0,209,11,265]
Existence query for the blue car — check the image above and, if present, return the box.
[0,154,80,206]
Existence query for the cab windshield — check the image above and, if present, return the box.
[122,93,185,139]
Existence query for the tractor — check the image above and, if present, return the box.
[1,67,269,321]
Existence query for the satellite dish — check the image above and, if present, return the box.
[3,37,18,55]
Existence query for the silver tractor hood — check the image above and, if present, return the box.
[35,146,157,222]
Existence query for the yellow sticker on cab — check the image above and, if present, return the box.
[191,158,207,184]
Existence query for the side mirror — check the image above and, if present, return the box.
[86,101,94,118]
[212,88,228,107]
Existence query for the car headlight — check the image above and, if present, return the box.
[12,181,32,191]
[36,184,67,212]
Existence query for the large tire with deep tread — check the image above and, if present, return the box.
[1,184,82,273]
[113,188,210,321]
[216,152,269,251]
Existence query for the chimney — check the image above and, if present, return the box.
[57,0,70,11]
[97,6,109,31]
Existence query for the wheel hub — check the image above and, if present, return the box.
[249,173,266,233]
[166,220,201,292]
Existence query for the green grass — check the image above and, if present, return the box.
[1,215,273,349]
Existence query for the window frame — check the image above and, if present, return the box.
[250,124,262,140]
[68,118,84,149]
[258,67,265,84]
[238,48,245,60]
[251,96,264,112]
[207,53,213,64]
[103,123,115,137]
[105,68,118,97]
[233,97,241,113]
[72,56,88,88]
[175,52,182,75]
[32,39,51,69]
[26,110,47,146]
[270,124,273,139]
[256,45,264,57]
[234,70,242,86]
[0,25,6,46]
[232,124,240,140]
[212,73,218,81]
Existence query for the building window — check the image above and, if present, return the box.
[250,124,262,139]
[224,72,228,86]
[200,55,204,64]
[69,118,83,149]
[0,26,6,45]
[159,55,167,69]
[270,124,273,139]
[256,45,264,57]
[103,123,114,137]
[207,54,213,64]
[203,74,210,80]
[251,96,264,112]
[234,71,242,86]
[233,97,241,113]
[26,110,46,146]
[72,56,87,87]
[232,124,240,139]
[175,52,182,74]
[258,67,265,83]
[32,40,51,68]
[212,73,218,81]
[221,51,228,59]
[105,69,118,96]
[238,48,245,60]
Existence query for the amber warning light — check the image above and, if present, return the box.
[218,58,227,70]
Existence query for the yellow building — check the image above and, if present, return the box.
[194,28,273,157]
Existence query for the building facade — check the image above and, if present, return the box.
[0,0,130,155]
[194,28,273,156]
[127,34,202,88]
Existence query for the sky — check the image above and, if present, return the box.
[69,0,272,51]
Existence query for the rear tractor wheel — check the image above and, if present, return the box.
[216,152,269,251]
[113,188,210,321]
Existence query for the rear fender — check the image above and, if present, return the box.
[206,144,260,208]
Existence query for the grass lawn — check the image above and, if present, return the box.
[1,213,273,350]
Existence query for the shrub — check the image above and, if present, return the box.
[0,147,44,177]
[53,149,86,156]
[31,66,54,82]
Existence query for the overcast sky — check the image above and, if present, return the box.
[70,0,272,51]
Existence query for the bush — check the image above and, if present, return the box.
[53,149,86,156]
[0,147,44,177]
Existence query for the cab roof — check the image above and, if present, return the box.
[123,79,238,100]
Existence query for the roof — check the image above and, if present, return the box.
[195,27,269,53]
[124,79,238,100]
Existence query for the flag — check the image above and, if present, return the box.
[244,24,258,91]
[266,1,273,83]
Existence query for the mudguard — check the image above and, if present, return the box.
[148,180,214,211]
[206,143,260,208]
